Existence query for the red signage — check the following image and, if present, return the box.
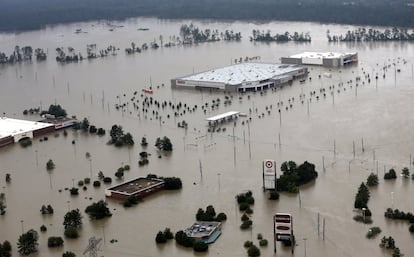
[276,225,290,231]
[275,214,291,223]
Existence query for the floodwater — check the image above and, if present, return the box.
[1,17,414,257]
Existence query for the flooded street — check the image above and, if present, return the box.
[1,18,414,257]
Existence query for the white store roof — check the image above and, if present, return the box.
[289,52,356,59]
[178,62,301,86]
[0,117,53,138]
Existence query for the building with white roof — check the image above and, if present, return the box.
[171,62,307,92]
[281,52,358,67]
[0,117,55,147]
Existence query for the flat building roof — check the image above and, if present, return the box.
[177,62,302,86]
[0,117,54,139]
[289,52,357,59]
[106,177,164,195]
[184,221,221,239]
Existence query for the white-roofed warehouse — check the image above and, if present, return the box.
[171,62,307,92]
[281,52,358,67]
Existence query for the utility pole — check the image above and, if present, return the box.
[199,160,203,181]
[323,218,325,241]
[361,137,365,152]
[247,122,251,159]
[322,156,325,172]
[278,133,281,150]
[217,173,221,191]
[233,127,236,166]
[353,140,355,159]
[303,238,307,257]
[35,150,38,166]
[89,159,92,178]
[317,213,320,237]
[278,109,282,126]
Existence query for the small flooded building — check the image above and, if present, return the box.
[184,221,222,244]
[171,62,307,92]
[105,177,165,200]
[281,52,358,67]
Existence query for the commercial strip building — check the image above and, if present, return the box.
[0,117,55,147]
[281,52,358,67]
[171,62,308,92]
[105,177,165,200]
[39,116,77,130]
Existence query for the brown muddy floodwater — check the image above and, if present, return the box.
[1,18,414,257]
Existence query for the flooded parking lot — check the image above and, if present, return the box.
[1,18,414,257]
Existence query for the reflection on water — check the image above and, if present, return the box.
[1,18,414,257]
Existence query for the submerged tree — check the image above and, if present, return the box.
[17,229,39,256]
[366,173,379,187]
[45,104,67,117]
[62,251,76,257]
[401,167,410,178]
[354,182,370,209]
[109,125,134,146]
[384,169,397,180]
[85,200,112,220]
[0,240,12,257]
[155,136,173,151]
[46,159,55,170]
[63,209,83,229]
[276,161,318,193]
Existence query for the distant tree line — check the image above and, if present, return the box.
[180,23,241,43]
[328,27,414,42]
[251,30,311,42]
[0,46,46,64]
[1,0,414,32]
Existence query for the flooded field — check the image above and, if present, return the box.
[1,18,414,257]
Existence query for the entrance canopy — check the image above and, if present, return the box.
[206,111,240,122]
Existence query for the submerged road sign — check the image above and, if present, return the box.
[274,213,295,253]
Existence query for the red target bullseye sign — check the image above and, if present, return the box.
[265,160,273,169]
[263,159,276,190]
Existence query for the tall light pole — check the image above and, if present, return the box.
[35,150,38,166]
[303,238,307,257]
[20,220,24,234]
[89,159,92,178]
[102,225,106,245]
[278,109,282,126]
